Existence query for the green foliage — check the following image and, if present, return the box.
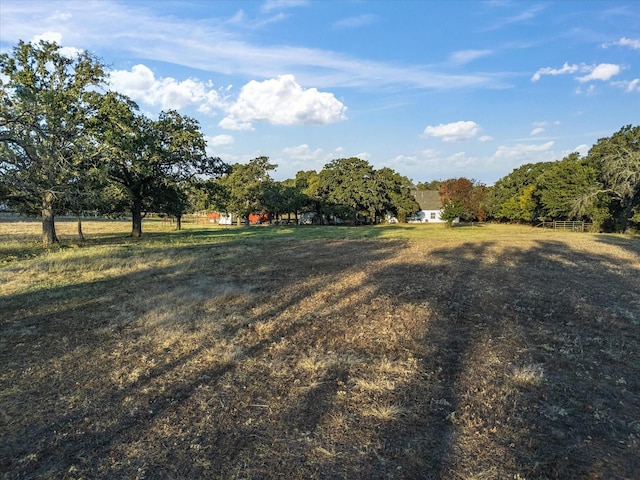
[320,157,384,224]
[586,125,640,231]
[374,167,420,222]
[440,199,466,226]
[263,181,308,222]
[486,127,639,232]
[415,180,441,191]
[216,156,276,223]
[536,153,600,220]
[313,159,417,224]
[490,162,554,222]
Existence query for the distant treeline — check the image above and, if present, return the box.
[1,41,638,246]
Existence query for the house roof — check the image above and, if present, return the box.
[412,190,441,210]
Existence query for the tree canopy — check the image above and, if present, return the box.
[586,125,640,231]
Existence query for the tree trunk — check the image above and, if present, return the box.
[176,215,182,230]
[621,192,638,232]
[131,196,143,238]
[42,192,59,246]
[76,215,85,241]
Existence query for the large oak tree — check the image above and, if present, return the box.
[95,93,225,237]
[0,41,105,245]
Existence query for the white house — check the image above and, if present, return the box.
[409,190,447,223]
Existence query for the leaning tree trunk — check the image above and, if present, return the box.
[131,196,143,238]
[42,192,59,246]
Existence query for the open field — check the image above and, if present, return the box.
[1,220,639,479]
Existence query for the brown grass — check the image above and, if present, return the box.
[1,220,639,479]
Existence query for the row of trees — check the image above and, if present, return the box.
[418,125,639,233]
[2,41,638,246]
[489,125,640,232]
[205,156,419,226]
[0,41,418,243]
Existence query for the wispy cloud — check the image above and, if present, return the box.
[333,14,378,29]
[450,49,493,65]
[207,134,235,147]
[611,78,640,93]
[531,62,579,82]
[602,36,640,50]
[261,0,308,13]
[0,1,510,92]
[532,62,621,83]
[494,141,554,159]
[484,4,546,30]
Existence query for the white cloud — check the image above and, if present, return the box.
[282,144,323,161]
[610,78,640,93]
[573,144,589,156]
[390,154,419,166]
[32,31,62,44]
[422,121,481,142]
[485,4,546,30]
[220,74,347,129]
[603,37,640,50]
[577,63,620,82]
[49,11,72,21]
[532,62,621,84]
[207,134,234,146]
[530,127,544,135]
[625,79,639,93]
[531,62,579,81]
[478,135,493,142]
[108,64,224,112]
[217,117,254,131]
[0,1,510,92]
[30,31,83,57]
[494,141,554,159]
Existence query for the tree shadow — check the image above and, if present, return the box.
[595,233,640,256]
[1,232,639,478]
[0,235,406,478]
[357,238,640,478]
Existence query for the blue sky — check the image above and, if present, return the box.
[1,0,638,184]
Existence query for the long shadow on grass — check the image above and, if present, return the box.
[356,238,640,479]
[2,234,639,479]
[0,236,407,478]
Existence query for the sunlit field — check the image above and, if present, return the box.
[1,219,639,479]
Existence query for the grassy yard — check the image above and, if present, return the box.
[1,220,639,479]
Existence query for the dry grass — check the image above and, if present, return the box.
[1,219,639,479]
